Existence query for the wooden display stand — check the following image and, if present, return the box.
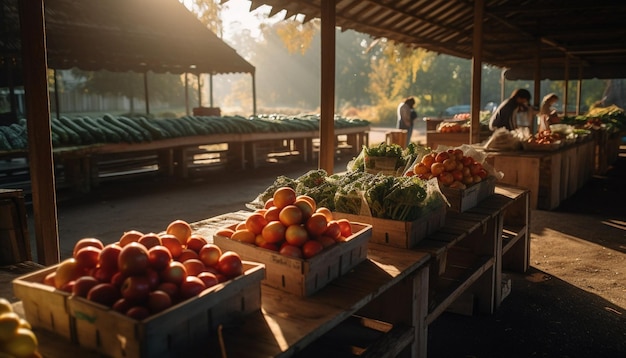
[385,129,407,147]
[484,139,594,210]
[10,185,531,358]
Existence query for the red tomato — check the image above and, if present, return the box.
[285,224,309,247]
[336,219,353,237]
[305,213,328,236]
[72,276,100,298]
[293,199,315,219]
[159,234,183,260]
[324,221,342,240]
[245,213,268,235]
[273,187,297,209]
[262,221,286,244]
[279,205,304,226]
[279,244,303,259]
[302,240,324,259]
[217,251,244,278]
[264,206,281,222]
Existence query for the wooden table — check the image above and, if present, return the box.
[7,184,531,358]
[483,139,594,209]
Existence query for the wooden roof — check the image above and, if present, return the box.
[243,0,626,80]
[1,0,254,75]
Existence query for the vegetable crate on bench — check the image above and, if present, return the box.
[441,176,496,212]
[333,204,446,248]
[214,222,372,296]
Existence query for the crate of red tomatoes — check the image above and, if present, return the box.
[213,187,372,297]
[14,219,265,358]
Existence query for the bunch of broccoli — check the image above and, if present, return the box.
[254,166,440,221]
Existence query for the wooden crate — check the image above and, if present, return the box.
[12,265,74,341]
[214,222,372,296]
[441,176,496,212]
[332,205,446,248]
[65,261,264,358]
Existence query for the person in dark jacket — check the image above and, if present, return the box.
[489,89,532,131]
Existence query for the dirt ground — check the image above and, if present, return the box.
[8,124,626,357]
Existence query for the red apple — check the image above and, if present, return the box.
[179,276,206,299]
[120,275,151,303]
[54,258,83,289]
[118,242,149,276]
[98,243,122,271]
[73,238,104,257]
[197,272,219,289]
[112,297,133,314]
[183,259,206,277]
[145,268,161,290]
[74,246,101,271]
[110,271,127,288]
[147,290,172,314]
[185,235,207,254]
[156,282,179,299]
[216,251,243,279]
[126,306,150,320]
[92,266,116,283]
[177,248,199,263]
[160,261,187,286]
[198,244,222,267]
[72,276,100,298]
[148,245,172,271]
[87,283,121,307]
[137,233,162,249]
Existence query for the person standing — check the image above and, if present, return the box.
[489,88,532,131]
[538,93,560,132]
[397,97,416,147]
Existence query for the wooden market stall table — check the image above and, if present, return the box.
[0,126,369,194]
[6,183,529,358]
[481,138,594,210]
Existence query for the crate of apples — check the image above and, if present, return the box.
[15,220,265,358]
[214,187,372,296]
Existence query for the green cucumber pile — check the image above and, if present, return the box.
[0,113,370,151]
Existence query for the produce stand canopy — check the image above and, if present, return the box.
[2,0,255,76]
[243,0,626,80]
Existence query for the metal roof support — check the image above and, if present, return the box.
[470,0,484,145]
[319,0,335,174]
[18,0,60,265]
